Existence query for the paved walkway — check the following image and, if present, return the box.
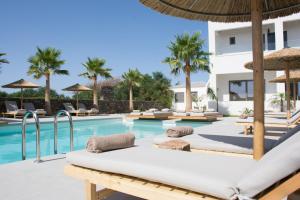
[0,117,282,200]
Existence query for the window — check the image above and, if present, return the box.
[267,32,275,50]
[288,83,300,100]
[229,37,235,45]
[175,92,184,103]
[229,80,254,101]
[284,31,288,48]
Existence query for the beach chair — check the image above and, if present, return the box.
[23,102,46,116]
[63,103,86,116]
[265,108,300,118]
[236,110,300,134]
[154,124,300,157]
[65,130,300,200]
[78,103,98,116]
[3,101,26,118]
[140,108,173,120]
[170,110,217,121]
[128,110,142,117]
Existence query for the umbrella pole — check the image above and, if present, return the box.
[286,67,291,119]
[21,88,24,109]
[293,80,296,110]
[251,0,265,160]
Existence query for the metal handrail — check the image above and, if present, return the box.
[22,111,41,162]
[54,110,74,154]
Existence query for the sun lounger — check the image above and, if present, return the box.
[78,103,98,116]
[154,124,300,156]
[170,111,217,121]
[65,130,300,200]
[63,103,87,116]
[23,102,46,116]
[236,110,300,134]
[265,109,300,118]
[141,110,173,119]
[2,101,26,118]
[173,111,190,116]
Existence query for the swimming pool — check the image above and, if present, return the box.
[0,118,209,164]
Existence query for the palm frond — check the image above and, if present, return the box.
[27,47,68,78]
[207,87,217,100]
[164,32,210,76]
[80,57,111,80]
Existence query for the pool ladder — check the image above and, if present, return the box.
[22,111,41,162]
[21,110,74,163]
[54,110,74,154]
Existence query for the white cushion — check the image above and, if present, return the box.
[67,147,255,199]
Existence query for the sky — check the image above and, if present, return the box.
[0,0,209,95]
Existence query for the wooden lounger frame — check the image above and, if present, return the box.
[235,122,298,135]
[2,112,25,118]
[127,114,171,120]
[64,165,300,200]
[168,115,217,122]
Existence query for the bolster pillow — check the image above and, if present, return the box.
[86,133,135,153]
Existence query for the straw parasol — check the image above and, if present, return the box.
[270,70,300,109]
[140,1,300,22]
[63,83,92,110]
[140,0,300,160]
[2,79,40,109]
[246,48,300,119]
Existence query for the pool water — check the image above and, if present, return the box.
[0,118,209,164]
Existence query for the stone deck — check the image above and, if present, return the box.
[0,117,282,200]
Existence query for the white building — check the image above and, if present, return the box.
[208,13,300,115]
[171,82,208,111]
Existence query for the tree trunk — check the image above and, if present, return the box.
[45,73,52,115]
[93,76,98,108]
[185,65,192,112]
[129,85,133,111]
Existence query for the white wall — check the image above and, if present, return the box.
[214,71,278,115]
[207,13,300,115]
[215,24,274,55]
[171,86,207,111]
[284,20,300,48]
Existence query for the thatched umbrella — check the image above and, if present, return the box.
[63,84,92,110]
[270,70,300,110]
[246,48,300,119]
[2,79,40,109]
[139,0,300,160]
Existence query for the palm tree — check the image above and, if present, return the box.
[28,47,69,115]
[122,69,143,111]
[79,57,112,108]
[207,87,218,112]
[0,53,9,73]
[270,93,285,112]
[164,32,210,111]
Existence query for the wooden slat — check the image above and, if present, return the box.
[64,165,221,200]
[96,188,114,200]
[85,181,96,200]
[168,116,217,121]
[65,165,300,200]
[260,172,300,200]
